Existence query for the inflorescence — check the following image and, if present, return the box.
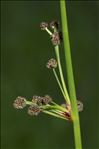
[13,20,83,121]
[13,95,73,120]
[46,58,57,69]
[40,21,62,46]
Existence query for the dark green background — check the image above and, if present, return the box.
[1,1,98,149]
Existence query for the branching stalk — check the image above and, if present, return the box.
[55,45,70,105]
[53,68,67,100]
[43,110,66,120]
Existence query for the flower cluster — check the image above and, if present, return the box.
[13,95,74,120]
[13,96,26,109]
[13,95,52,116]
[28,105,41,116]
[32,95,52,106]
[46,58,57,69]
[40,21,62,46]
[13,95,83,121]
[13,20,83,122]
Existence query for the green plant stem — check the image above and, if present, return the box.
[26,101,33,105]
[60,1,82,149]
[26,100,68,113]
[53,68,67,100]
[55,45,70,105]
[45,28,52,35]
[26,100,66,120]
[51,101,68,113]
[43,110,66,120]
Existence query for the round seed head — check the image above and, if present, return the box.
[32,95,43,106]
[13,96,26,109]
[43,95,52,104]
[28,105,41,116]
[46,58,57,69]
[77,100,83,112]
[51,32,61,46]
[40,22,48,30]
[50,20,59,30]
[61,100,83,112]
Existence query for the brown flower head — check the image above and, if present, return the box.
[13,96,26,109]
[32,95,43,106]
[43,95,52,104]
[46,58,57,69]
[50,20,59,30]
[51,32,61,46]
[77,100,83,112]
[28,105,42,116]
[40,22,48,30]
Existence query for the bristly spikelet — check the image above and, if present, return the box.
[13,96,26,109]
[46,58,57,69]
[28,105,42,116]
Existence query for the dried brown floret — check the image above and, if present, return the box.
[42,95,52,104]
[13,96,26,109]
[61,100,83,112]
[77,100,83,112]
[40,22,48,30]
[32,95,43,106]
[32,95,42,106]
[50,20,59,30]
[46,58,57,69]
[28,105,42,116]
[51,32,61,46]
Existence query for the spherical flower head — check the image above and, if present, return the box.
[77,100,83,112]
[32,95,43,106]
[50,20,59,30]
[61,100,83,112]
[40,22,48,30]
[51,32,61,46]
[13,96,26,109]
[42,95,52,104]
[46,58,57,69]
[28,105,41,116]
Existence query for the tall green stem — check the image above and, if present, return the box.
[60,1,82,149]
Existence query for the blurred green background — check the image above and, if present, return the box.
[1,1,98,149]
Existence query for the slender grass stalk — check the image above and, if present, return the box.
[45,28,52,35]
[53,68,67,100]
[55,45,70,105]
[60,1,82,148]
[27,100,67,113]
[43,110,66,120]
